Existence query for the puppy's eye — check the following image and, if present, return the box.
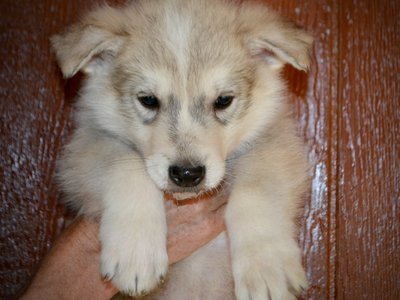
[138,95,160,110]
[214,95,234,110]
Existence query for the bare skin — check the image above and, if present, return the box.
[21,196,226,300]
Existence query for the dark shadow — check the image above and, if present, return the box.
[282,64,309,98]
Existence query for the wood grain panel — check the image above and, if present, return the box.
[263,1,339,299]
[336,0,400,299]
[0,0,99,297]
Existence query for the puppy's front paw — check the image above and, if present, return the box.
[232,241,307,300]
[100,227,168,296]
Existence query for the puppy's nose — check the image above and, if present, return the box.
[168,165,205,187]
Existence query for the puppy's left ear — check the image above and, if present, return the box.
[51,6,127,78]
[240,4,313,71]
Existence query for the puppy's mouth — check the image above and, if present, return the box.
[164,184,223,202]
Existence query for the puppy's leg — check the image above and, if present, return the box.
[59,132,168,296]
[226,128,308,300]
[226,189,306,300]
[99,156,168,296]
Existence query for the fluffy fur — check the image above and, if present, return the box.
[52,0,313,299]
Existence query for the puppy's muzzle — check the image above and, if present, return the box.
[168,165,205,187]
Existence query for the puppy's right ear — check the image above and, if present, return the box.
[51,6,126,78]
[239,4,313,72]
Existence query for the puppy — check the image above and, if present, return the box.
[52,0,313,299]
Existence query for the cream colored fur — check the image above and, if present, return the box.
[52,0,312,299]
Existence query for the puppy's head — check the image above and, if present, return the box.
[52,0,312,197]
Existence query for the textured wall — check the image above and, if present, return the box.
[1,0,399,299]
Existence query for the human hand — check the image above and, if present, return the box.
[21,195,226,300]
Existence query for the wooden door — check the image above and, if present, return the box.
[1,0,399,299]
